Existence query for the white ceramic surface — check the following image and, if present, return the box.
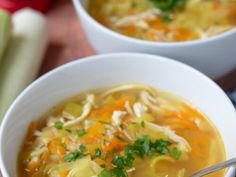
[0,53,236,177]
[72,0,236,79]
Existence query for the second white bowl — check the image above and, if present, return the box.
[72,0,236,79]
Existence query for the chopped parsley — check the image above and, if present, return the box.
[94,148,102,158]
[54,121,63,130]
[112,167,128,177]
[152,139,172,155]
[64,150,82,162]
[64,144,87,162]
[79,144,86,153]
[171,147,182,160]
[98,169,113,177]
[64,135,181,176]
[149,0,186,22]
[133,135,152,155]
[140,120,145,128]
[77,129,86,137]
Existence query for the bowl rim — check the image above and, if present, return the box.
[72,0,236,47]
[0,53,236,177]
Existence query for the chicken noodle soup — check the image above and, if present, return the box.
[88,0,236,42]
[18,84,225,177]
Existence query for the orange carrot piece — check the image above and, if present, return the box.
[92,97,131,116]
[87,122,103,137]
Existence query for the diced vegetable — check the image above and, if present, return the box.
[0,9,11,61]
[67,156,102,177]
[0,8,48,120]
[63,102,83,117]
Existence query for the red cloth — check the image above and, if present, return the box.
[0,0,51,13]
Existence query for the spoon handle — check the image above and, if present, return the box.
[190,157,236,177]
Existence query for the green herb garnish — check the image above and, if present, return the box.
[94,148,102,158]
[98,169,113,177]
[112,167,128,177]
[152,139,172,154]
[171,147,182,160]
[54,121,63,130]
[150,0,186,22]
[97,135,181,177]
[79,144,86,153]
[140,120,145,128]
[77,129,86,137]
[64,150,82,162]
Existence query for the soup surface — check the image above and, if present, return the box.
[88,0,236,42]
[18,84,225,177]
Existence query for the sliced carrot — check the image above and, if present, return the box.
[60,171,69,177]
[149,19,169,33]
[213,2,221,11]
[92,97,131,116]
[48,139,66,155]
[164,119,198,131]
[165,103,204,121]
[83,136,100,144]
[181,103,205,120]
[123,25,136,37]
[87,121,103,137]
[95,158,106,165]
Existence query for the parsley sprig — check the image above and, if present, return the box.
[64,135,181,177]
[98,135,182,177]
[149,0,186,22]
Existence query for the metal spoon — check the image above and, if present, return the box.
[190,157,236,177]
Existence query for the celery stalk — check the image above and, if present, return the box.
[0,9,11,61]
[0,9,49,120]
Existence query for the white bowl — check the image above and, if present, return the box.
[0,53,236,177]
[72,0,236,79]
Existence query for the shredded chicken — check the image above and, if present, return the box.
[62,111,76,120]
[140,91,160,112]
[64,94,95,127]
[114,8,161,27]
[125,101,133,115]
[145,121,191,152]
[46,116,58,127]
[123,129,134,141]
[133,102,148,118]
[126,167,136,173]
[112,110,127,127]
[30,146,47,158]
[104,124,116,139]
